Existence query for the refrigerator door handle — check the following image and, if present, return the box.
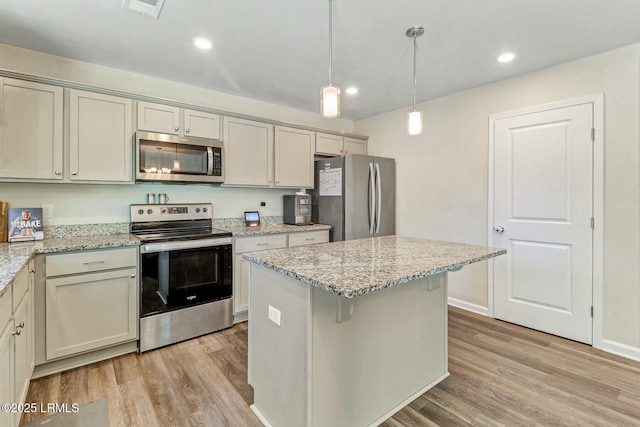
[369,162,376,235]
[375,163,382,234]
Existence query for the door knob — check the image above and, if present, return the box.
[493,226,505,233]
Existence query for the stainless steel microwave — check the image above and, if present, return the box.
[135,131,224,183]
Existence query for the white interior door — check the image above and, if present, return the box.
[492,102,593,344]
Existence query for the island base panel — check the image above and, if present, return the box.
[248,265,448,427]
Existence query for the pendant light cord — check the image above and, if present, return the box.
[412,33,417,110]
[329,0,333,85]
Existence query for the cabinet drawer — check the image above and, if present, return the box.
[46,247,137,277]
[288,230,330,247]
[0,288,10,333]
[234,234,287,254]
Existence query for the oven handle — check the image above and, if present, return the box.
[140,237,232,253]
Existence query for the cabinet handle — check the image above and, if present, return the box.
[83,260,105,265]
[71,171,77,176]
[256,243,269,246]
[174,126,179,131]
[185,128,190,133]
[130,274,136,278]
[29,268,35,273]
[12,328,21,336]
[305,238,316,241]
[54,170,61,175]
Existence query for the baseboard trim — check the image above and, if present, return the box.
[447,298,489,317]
[599,339,640,362]
[234,311,248,324]
[250,404,273,427]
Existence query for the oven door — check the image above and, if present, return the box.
[140,237,232,316]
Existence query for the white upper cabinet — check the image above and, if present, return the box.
[223,117,274,186]
[315,132,367,156]
[0,78,63,180]
[69,90,133,183]
[183,108,220,139]
[343,137,367,155]
[137,101,220,139]
[137,101,180,135]
[274,126,314,188]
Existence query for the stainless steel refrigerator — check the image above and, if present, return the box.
[311,154,395,241]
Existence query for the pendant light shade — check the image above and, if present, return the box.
[321,84,341,118]
[407,109,423,136]
[321,0,341,118]
[406,26,424,135]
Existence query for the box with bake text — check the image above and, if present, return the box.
[7,207,44,242]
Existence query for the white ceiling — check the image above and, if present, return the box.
[1,0,640,120]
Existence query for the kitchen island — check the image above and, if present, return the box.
[243,235,505,427]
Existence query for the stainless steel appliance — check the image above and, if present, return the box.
[131,203,233,352]
[283,194,312,225]
[311,154,395,241]
[135,131,224,183]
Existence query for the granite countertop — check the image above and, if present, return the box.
[243,235,506,298]
[0,234,140,297]
[220,223,331,237]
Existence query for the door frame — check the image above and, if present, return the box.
[487,94,604,349]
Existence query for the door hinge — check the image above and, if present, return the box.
[591,217,594,229]
[591,128,595,141]
[590,306,594,317]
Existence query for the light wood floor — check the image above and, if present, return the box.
[22,307,640,426]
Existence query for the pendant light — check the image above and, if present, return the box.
[321,0,340,118]
[406,26,424,135]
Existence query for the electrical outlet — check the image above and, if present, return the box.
[42,204,54,219]
[268,305,281,326]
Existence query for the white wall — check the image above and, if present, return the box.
[0,43,356,224]
[356,44,640,354]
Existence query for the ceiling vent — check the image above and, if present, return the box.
[122,0,165,19]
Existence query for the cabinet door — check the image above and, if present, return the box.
[344,137,367,155]
[45,268,137,360]
[316,133,343,156]
[184,109,220,139]
[0,320,13,427]
[0,78,63,180]
[12,294,29,409]
[234,254,250,314]
[224,117,273,186]
[274,126,314,188]
[137,101,180,135]
[69,90,133,182]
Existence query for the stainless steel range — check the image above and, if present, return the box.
[130,203,233,352]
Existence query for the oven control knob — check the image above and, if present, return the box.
[203,207,208,213]
[195,208,201,213]
[161,208,167,214]
[137,209,144,215]
[147,209,153,214]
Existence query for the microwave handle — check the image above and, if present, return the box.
[207,147,214,176]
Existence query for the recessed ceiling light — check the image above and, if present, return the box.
[345,87,359,95]
[193,37,213,50]
[497,52,516,63]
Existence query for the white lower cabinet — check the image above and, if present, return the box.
[233,230,329,316]
[0,260,34,427]
[44,248,137,360]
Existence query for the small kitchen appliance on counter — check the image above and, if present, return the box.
[130,203,233,352]
[283,194,312,225]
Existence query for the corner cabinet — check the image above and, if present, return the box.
[44,248,137,360]
[233,230,329,318]
[137,101,221,139]
[69,89,133,183]
[223,117,274,186]
[274,126,315,188]
[0,78,64,180]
